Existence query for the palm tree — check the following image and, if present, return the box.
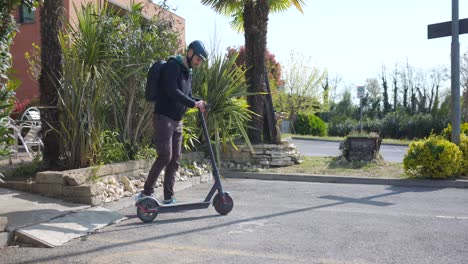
[201,0,306,144]
[39,0,63,168]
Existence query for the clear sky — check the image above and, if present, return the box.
[169,0,468,88]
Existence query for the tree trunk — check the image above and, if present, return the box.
[392,68,398,110]
[39,0,63,169]
[243,0,269,144]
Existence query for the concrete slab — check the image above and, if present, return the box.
[0,188,89,232]
[14,207,125,248]
[0,231,10,248]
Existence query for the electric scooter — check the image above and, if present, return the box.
[135,107,234,223]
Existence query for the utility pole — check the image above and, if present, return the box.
[427,0,466,144]
[451,0,461,145]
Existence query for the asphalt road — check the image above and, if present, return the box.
[286,138,408,163]
[3,179,467,264]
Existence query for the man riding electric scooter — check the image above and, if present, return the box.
[136,40,208,204]
[135,40,233,222]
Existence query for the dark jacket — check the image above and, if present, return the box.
[154,55,196,121]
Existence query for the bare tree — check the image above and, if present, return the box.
[391,63,399,110]
[429,66,446,114]
[381,65,391,114]
[414,70,427,112]
[278,51,326,122]
[363,78,382,118]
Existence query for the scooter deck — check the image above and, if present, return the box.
[157,201,211,213]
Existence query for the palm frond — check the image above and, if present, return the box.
[269,0,306,13]
[191,51,257,163]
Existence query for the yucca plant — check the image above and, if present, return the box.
[56,3,114,168]
[180,108,200,151]
[53,2,180,167]
[192,52,255,164]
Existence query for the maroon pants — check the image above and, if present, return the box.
[143,114,183,200]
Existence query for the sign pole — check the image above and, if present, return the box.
[357,85,365,133]
[360,99,363,133]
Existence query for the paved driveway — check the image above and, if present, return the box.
[286,138,408,163]
[3,179,467,264]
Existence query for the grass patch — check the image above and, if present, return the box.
[0,156,43,182]
[283,133,411,146]
[264,156,408,179]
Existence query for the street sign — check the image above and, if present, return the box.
[357,86,365,99]
[428,18,468,39]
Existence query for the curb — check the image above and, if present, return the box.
[221,171,468,189]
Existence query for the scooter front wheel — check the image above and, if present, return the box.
[213,193,234,215]
[136,198,159,223]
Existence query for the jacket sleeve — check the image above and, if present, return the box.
[162,62,196,108]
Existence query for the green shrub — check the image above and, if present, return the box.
[182,108,201,151]
[346,131,380,138]
[403,135,462,179]
[362,119,382,134]
[380,111,448,139]
[404,113,434,139]
[293,114,309,135]
[134,142,157,160]
[328,116,358,137]
[0,76,19,157]
[293,113,326,136]
[441,123,468,140]
[309,114,327,136]
[459,134,468,176]
[94,130,129,165]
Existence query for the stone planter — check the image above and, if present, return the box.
[342,136,381,161]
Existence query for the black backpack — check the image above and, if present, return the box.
[145,60,166,102]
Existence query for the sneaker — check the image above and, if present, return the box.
[163,197,177,204]
[134,192,153,202]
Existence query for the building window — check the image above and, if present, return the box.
[19,4,35,24]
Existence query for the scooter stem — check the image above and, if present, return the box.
[198,110,224,195]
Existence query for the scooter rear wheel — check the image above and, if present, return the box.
[136,198,158,223]
[213,193,234,215]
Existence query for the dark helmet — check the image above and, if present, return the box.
[188,40,208,61]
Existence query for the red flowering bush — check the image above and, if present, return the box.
[12,99,31,115]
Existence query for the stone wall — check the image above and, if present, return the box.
[1,159,212,206]
[221,141,302,167]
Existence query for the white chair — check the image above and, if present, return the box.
[20,107,41,126]
[19,107,44,156]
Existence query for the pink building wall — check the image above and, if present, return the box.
[10,0,185,103]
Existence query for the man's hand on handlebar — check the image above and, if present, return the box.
[194,100,207,112]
